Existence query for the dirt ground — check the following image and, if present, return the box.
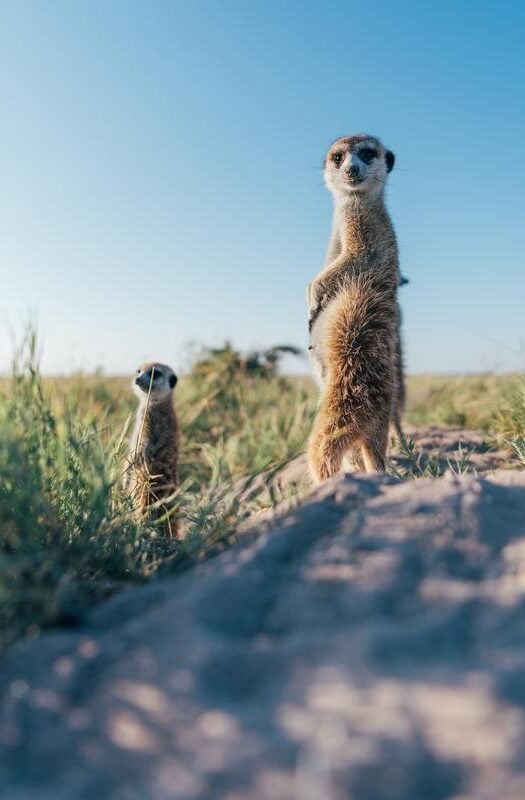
[237,425,513,524]
[1,428,524,800]
[392,424,511,474]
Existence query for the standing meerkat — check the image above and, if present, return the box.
[127,362,179,537]
[321,166,408,421]
[307,134,404,481]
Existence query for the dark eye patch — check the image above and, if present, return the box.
[331,152,343,166]
[358,147,378,164]
[151,369,164,380]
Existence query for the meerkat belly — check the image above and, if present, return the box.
[309,296,339,389]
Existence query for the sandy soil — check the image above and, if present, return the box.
[392,424,511,474]
[236,426,513,525]
[1,438,525,799]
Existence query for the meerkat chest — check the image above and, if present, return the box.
[334,204,398,273]
[142,435,170,464]
[131,431,158,464]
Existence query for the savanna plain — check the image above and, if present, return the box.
[0,334,524,651]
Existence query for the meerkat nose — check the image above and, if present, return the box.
[135,372,152,387]
[347,164,360,178]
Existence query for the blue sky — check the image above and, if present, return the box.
[0,0,524,375]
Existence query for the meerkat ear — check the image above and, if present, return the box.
[385,150,395,173]
[169,374,177,388]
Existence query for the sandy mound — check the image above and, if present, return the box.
[393,424,510,473]
[1,466,525,799]
[236,426,511,524]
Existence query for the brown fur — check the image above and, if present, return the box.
[308,135,404,482]
[309,275,398,481]
[127,362,179,537]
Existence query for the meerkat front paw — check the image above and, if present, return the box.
[308,280,328,331]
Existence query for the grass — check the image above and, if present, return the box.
[406,373,525,438]
[0,337,317,648]
[0,337,523,649]
[389,436,475,480]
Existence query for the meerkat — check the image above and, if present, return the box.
[314,138,406,438]
[127,361,179,537]
[307,134,404,482]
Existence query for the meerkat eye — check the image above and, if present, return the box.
[151,369,164,380]
[358,147,378,164]
[331,152,343,167]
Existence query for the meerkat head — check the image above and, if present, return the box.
[324,134,394,200]
[133,362,177,405]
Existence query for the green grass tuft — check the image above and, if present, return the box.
[0,336,316,648]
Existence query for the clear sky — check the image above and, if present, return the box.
[1,0,524,375]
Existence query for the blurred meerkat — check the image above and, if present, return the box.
[127,362,179,536]
[307,134,404,481]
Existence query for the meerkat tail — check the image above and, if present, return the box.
[308,275,395,483]
[391,318,405,439]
